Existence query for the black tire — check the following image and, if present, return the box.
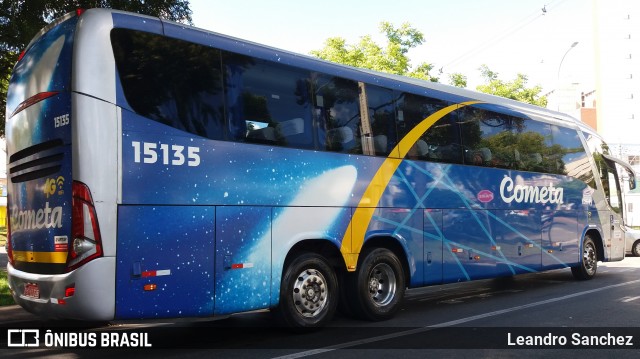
[632,240,640,257]
[571,235,598,280]
[274,253,338,330]
[349,248,405,321]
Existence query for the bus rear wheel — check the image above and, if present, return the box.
[571,235,597,280]
[349,248,405,321]
[275,253,338,330]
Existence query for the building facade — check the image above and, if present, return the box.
[594,0,640,226]
[549,1,640,226]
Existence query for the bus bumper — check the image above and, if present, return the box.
[7,257,116,321]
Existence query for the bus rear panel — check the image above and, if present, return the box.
[5,11,113,320]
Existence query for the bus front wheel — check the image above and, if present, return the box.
[632,240,640,257]
[275,253,338,330]
[350,248,405,321]
[571,235,598,280]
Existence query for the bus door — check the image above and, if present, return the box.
[541,206,580,269]
[494,209,542,275]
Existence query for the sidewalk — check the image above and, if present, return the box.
[1,246,6,268]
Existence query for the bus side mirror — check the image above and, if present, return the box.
[625,167,636,190]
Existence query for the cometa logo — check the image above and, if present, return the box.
[499,176,564,205]
[10,202,64,231]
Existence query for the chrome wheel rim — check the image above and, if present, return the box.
[583,241,597,275]
[292,268,328,318]
[367,263,397,307]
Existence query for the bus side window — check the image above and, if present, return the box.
[549,125,591,182]
[461,108,544,171]
[396,93,461,163]
[111,29,226,140]
[223,53,314,149]
[362,84,398,156]
[312,75,362,154]
[516,120,553,173]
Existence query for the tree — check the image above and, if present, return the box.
[0,0,193,137]
[476,64,547,107]
[311,21,439,82]
[448,73,467,88]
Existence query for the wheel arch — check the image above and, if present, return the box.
[584,228,604,262]
[271,238,345,310]
[282,238,346,274]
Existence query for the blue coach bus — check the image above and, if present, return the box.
[5,9,636,329]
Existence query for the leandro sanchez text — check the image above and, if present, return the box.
[507,332,634,347]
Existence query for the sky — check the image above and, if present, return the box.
[0,0,600,177]
[190,0,596,91]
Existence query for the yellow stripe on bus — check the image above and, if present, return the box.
[12,250,68,264]
[340,101,482,271]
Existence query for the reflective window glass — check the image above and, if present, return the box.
[550,126,592,182]
[312,74,361,154]
[111,29,225,140]
[396,93,461,163]
[364,85,397,156]
[460,108,558,171]
[223,53,314,149]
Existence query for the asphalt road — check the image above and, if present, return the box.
[2,256,640,358]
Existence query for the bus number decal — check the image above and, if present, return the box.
[54,113,70,128]
[131,141,200,167]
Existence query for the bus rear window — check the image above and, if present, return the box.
[111,29,226,140]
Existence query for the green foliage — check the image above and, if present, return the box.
[0,53,12,135]
[448,73,467,88]
[0,234,12,306]
[476,64,547,107]
[0,269,14,306]
[0,0,193,137]
[311,25,546,108]
[311,21,438,82]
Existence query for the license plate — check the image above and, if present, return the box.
[24,283,40,299]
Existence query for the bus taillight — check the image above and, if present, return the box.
[9,91,59,118]
[67,181,103,271]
